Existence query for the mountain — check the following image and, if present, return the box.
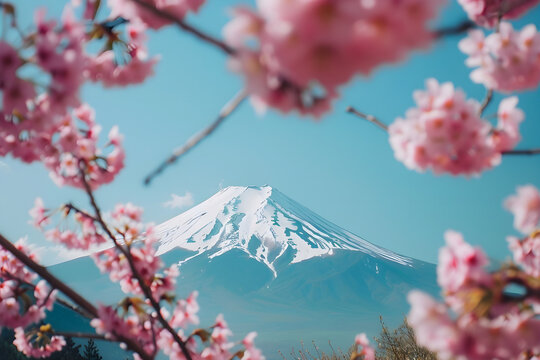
[51,186,438,359]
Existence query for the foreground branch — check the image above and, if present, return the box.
[434,19,476,39]
[79,171,193,360]
[502,148,540,155]
[144,90,247,186]
[130,0,234,55]
[0,233,153,360]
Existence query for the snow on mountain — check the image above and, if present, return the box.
[155,185,413,276]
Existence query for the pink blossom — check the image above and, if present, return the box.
[242,332,265,360]
[491,96,524,151]
[225,0,445,117]
[407,291,458,359]
[457,0,540,27]
[354,333,375,360]
[508,232,540,276]
[459,23,540,92]
[389,79,522,175]
[170,291,200,328]
[505,185,540,234]
[13,327,65,358]
[437,230,490,293]
[29,198,50,228]
[0,240,56,329]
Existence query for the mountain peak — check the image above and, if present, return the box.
[155,185,413,276]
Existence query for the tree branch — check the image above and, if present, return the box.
[0,233,153,360]
[479,89,493,115]
[502,148,540,155]
[129,0,234,55]
[434,19,476,39]
[144,90,247,186]
[79,169,193,360]
[52,332,112,342]
[346,106,388,132]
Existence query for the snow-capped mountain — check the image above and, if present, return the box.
[51,186,438,359]
[155,185,412,275]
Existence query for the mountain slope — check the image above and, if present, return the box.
[50,185,438,359]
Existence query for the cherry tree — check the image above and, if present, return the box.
[0,0,539,359]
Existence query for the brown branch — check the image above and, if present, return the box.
[0,232,153,360]
[0,233,98,317]
[346,106,388,132]
[434,19,476,39]
[129,0,234,55]
[479,89,493,115]
[79,169,193,360]
[144,90,247,186]
[52,332,112,342]
[64,203,99,222]
[502,148,540,155]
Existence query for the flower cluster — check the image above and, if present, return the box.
[407,186,540,359]
[224,0,445,116]
[459,23,540,92]
[13,326,66,358]
[0,3,156,188]
[457,0,540,27]
[0,240,56,329]
[389,79,524,175]
[353,333,375,360]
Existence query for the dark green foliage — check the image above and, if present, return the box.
[0,329,103,360]
[82,339,103,360]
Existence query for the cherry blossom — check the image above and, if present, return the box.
[459,23,540,92]
[224,0,445,116]
[508,232,540,277]
[0,240,57,329]
[457,0,540,27]
[354,333,375,360]
[505,185,540,234]
[437,230,490,294]
[389,79,524,175]
[13,326,66,358]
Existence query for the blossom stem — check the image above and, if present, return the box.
[346,106,388,132]
[144,90,247,186]
[79,168,194,360]
[129,0,234,55]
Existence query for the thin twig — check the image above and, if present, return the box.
[79,169,194,360]
[129,0,234,55]
[434,19,476,39]
[144,90,247,186]
[479,89,493,115]
[502,148,540,155]
[346,106,388,132]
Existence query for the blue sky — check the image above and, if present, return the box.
[1,0,539,265]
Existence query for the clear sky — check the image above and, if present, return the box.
[1,0,539,265]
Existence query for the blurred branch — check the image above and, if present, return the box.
[129,0,234,55]
[434,19,476,39]
[479,89,494,115]
[503,148,540,155]
[346,106,388,132]
[144,90,247,186]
